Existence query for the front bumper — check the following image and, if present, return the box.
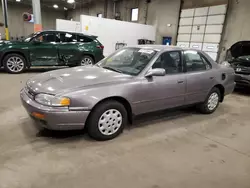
[20,89,90,130]
[235,74,250,87]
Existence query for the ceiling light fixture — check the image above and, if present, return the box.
[64,7,68,10]
[16,0,21,2]
[53,4,59,8]
[67,0,75,4]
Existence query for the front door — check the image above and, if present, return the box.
[184,50,216,104]
[134,51,186,115]
[29,32,58,66]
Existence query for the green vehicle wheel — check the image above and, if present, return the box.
[3,53,27,74]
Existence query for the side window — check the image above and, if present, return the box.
[60,33,77,42]
[34,33,55,42]
[78,35,93,43]
[152,51,182,74]
[184,50,211,72]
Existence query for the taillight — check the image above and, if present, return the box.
[97,45,104,49]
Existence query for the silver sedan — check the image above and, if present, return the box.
[20,46,235,140]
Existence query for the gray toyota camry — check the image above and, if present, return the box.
[20,45,235,140]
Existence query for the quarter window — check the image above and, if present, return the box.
[184,50,211,72]
[152,51,182,74]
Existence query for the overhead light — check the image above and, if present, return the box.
[64,7,68,10]
[67,0,75,3]
[16,0,21,1]
[53,4,58,8]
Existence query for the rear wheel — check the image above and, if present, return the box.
[3,53,26,74]
[80,55,94,66]
[198,87,221,114]
[87,100,127,141]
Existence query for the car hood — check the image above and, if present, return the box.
[26,66,133,95]
[230,41,250,58]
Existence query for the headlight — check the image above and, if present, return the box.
[35,94,70,107]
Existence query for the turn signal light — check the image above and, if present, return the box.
[60,98,70,106]
[32,112,45,120]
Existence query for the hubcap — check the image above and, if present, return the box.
[207,92,219,111]
[98,109,122,136]
[81,58,93,66]
[7,57,24,72]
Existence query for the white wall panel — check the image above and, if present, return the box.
[179,17,193,25]
[192,25,205,34]
[177,34,191,42]
[80,15,156,56]
[204,34,221,43]
[205,25,223,34]
[207,15,225,24]
[56,19,81,32]
[193,16,207,25]
[190,42,202,50]
[190,34,204,42]
[180,9,195,17]
[177,42,190,48]
[208,5,227,15]
[202,43,219,52]
[195,7,209,16]
[178,26,192,34]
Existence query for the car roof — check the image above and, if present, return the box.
[130,45,200,52]
[42,30,97,38]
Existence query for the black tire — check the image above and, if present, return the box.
[80,55,94,66]
[3,53,26,74]
[87,100,128,141]
[198,87,221,114]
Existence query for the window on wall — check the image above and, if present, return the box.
[131,8,139,21]
[97,13,103,18]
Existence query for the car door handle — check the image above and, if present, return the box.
[177,80,184,84]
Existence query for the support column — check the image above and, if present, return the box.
[32,0,42,32]
[1,0,9,40]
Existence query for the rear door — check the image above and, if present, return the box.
[184,50,216,104]
[57,32,81,66]
[29,32,58,66]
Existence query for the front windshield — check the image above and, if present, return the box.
[24,32,40,42]
[99,48,157,76]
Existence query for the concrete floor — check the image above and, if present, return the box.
[0,70,250,188]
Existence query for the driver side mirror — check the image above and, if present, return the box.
[145,68,166,77]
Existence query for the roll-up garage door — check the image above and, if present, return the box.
[177,5,227,61]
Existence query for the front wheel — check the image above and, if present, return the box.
[80,55,94,66]
[3,53,26,74]
[87,100,127,141]
[198,87,221,114]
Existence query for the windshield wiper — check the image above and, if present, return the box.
[102,66,123,73]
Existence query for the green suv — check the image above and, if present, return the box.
[0,30,104,73]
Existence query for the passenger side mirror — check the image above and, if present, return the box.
[145,68,166,77]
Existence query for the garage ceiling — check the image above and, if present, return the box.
[7,0,98,10]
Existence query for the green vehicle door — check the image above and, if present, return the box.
[29,32,58,66]
[56,32,81,66]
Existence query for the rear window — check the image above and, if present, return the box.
[78,35,93,43]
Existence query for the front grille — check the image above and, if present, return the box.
[234,67,250,75]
